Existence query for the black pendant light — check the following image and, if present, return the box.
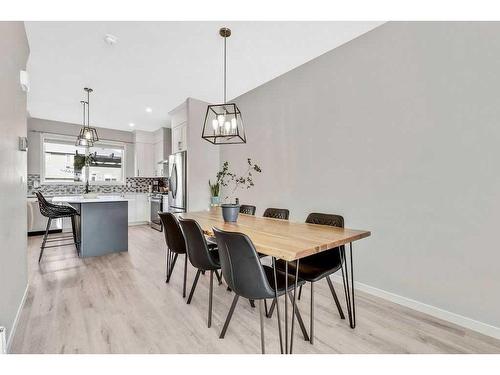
[202,28,246,144]
[76,87,99,147]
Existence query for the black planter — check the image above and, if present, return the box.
[221,204,240,222]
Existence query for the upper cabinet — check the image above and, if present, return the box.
[153,127,172,177]
[133,130,155,177]
[153,127,172,163]
[133,128,171,177]
[169,101,188,153]
[172,122,187,153]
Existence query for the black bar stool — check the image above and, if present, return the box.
[35,191,80,263]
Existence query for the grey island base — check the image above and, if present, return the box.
[52,196,128,258]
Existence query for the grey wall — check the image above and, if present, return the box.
[221,22,500,328]
[186,98,220,211]
[0,22,29,345]
[28,117,136,178]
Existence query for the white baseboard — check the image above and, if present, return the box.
[6,284,29,353]
[128,221,149,226]
[331,275,500,340]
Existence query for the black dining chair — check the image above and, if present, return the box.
[271,213,346,345]
[159,212,189,298]
[213,227,309,354]
[178,217,222,328]
[239,204,256,215]
[35,191,80,263]
[263,208,289,220]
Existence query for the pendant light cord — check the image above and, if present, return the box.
[223,34,227,104]
[81,101,86,127]
[86,89,90,127]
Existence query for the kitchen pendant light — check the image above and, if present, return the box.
[202,28,246,144]
[76,87,99,147]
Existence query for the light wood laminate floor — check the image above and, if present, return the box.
[11,225,500,354]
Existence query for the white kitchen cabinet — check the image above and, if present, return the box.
[135,193,150,222]
[172,122,187,153]
[127,196,137,223]
[153,141,165,177]
[154,140,163,163]
[134,142,155,177]
[133,128,171,177]
[126,193,150,224]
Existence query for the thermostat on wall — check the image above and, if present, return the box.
[19,136,28,151]
[20,70,30,92]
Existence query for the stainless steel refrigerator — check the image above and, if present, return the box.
[168,151,187,213]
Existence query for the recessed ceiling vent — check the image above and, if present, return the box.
[104,34,118,46]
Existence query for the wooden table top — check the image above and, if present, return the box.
[178,208,371,262]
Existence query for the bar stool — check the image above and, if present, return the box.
[35,191,80,263]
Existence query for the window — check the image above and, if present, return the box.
[41,134,126,184]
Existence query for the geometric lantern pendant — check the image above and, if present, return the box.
[202,103,246,144]
[202,27,246,145]
[76,100,90,146]
[76,87,99,147]
[76,123,99,147]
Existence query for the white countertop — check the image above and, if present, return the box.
[52,195,130,203]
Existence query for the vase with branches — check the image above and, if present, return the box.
[215,158,262,221]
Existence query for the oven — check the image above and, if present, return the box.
[150,193,168,231]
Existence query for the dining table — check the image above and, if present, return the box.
[178,207,371,354]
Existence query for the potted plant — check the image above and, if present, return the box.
[73,152,96,194]
[73,153,86,182]
[209,179,220,205]
[217,159,262,222]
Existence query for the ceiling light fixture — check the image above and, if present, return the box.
[129,123,135,127]
[104,34,119,46]
[202,27,246,145]
[145,107,152,113]
[76,88,99,147]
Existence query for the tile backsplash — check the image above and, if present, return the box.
[27,174,167,196]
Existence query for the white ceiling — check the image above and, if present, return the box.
[25,21,383,132]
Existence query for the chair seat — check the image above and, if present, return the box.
[262,265,306,297]
[207,248,221,269]
[206,236,217,248]
[46,205,79,219]
[276,248,343,282]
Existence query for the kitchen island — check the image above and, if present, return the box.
[52,195,128,258]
